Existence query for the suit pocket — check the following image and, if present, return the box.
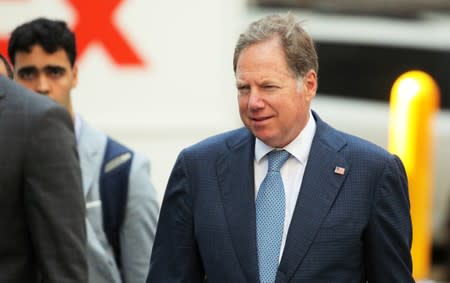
[313,217,354,243]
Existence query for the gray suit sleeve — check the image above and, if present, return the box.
[364,155,414,282]
[24,103,88,283]
[120,152,159,283]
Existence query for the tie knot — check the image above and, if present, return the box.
[267,150,290,172]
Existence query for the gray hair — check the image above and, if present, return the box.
[233,13,318,79]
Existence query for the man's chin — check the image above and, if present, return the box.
[253,132,278,147]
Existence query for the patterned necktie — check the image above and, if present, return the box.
[256,149,290,283]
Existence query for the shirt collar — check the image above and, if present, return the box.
[254,110,316,165]
[74,112,82,143]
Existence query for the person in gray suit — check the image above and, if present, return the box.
[147,13,414,282]
[0,64,87,281]
[8,18,159,283]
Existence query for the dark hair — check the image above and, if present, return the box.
[8,18,76,66]
[0,53,14,79]
[233,13,318,79]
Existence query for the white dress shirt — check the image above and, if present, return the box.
[74,112,81,142]
[254,111,316,260]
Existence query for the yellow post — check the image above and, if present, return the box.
[388,70,439,280]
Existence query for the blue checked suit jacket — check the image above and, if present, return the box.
[147,111,414,283]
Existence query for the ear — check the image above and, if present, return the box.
[72,64,78,88]
[303,69,317,103]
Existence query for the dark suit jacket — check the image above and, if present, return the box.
[148,111,413,283]
[0,76,88,282]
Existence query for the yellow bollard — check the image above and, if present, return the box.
[388,70,439,280]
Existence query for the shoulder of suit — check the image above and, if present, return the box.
[314,114,394,165]
[333,127,394,164]
[185,127,250,153]
[1,77,61,114]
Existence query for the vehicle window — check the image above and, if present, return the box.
[316,41,450,109]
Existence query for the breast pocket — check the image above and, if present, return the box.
[313,202,355,243]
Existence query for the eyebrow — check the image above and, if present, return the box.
[17,65,66,73]
[236,82,249,88]
[44,65,66,72]
[16,66,39,73]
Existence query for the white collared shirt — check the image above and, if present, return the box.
[254,111,316,260]
[74,112,82,142]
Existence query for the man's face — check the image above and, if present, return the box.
[13,44,77,114]
[236,37,317,148]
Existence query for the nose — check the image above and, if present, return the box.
[36,75,50,95]
[248,90,265,111]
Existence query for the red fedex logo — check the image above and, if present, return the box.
[0,0,145,66]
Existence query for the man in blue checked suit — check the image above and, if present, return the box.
[147,13,414,282]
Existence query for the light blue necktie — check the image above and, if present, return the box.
[256,149,290,283]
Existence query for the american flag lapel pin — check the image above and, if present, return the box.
[334,166,345,175]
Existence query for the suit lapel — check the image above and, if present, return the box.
[278,114,350,282]
[217,129,260,282]
[77,118,107,197]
